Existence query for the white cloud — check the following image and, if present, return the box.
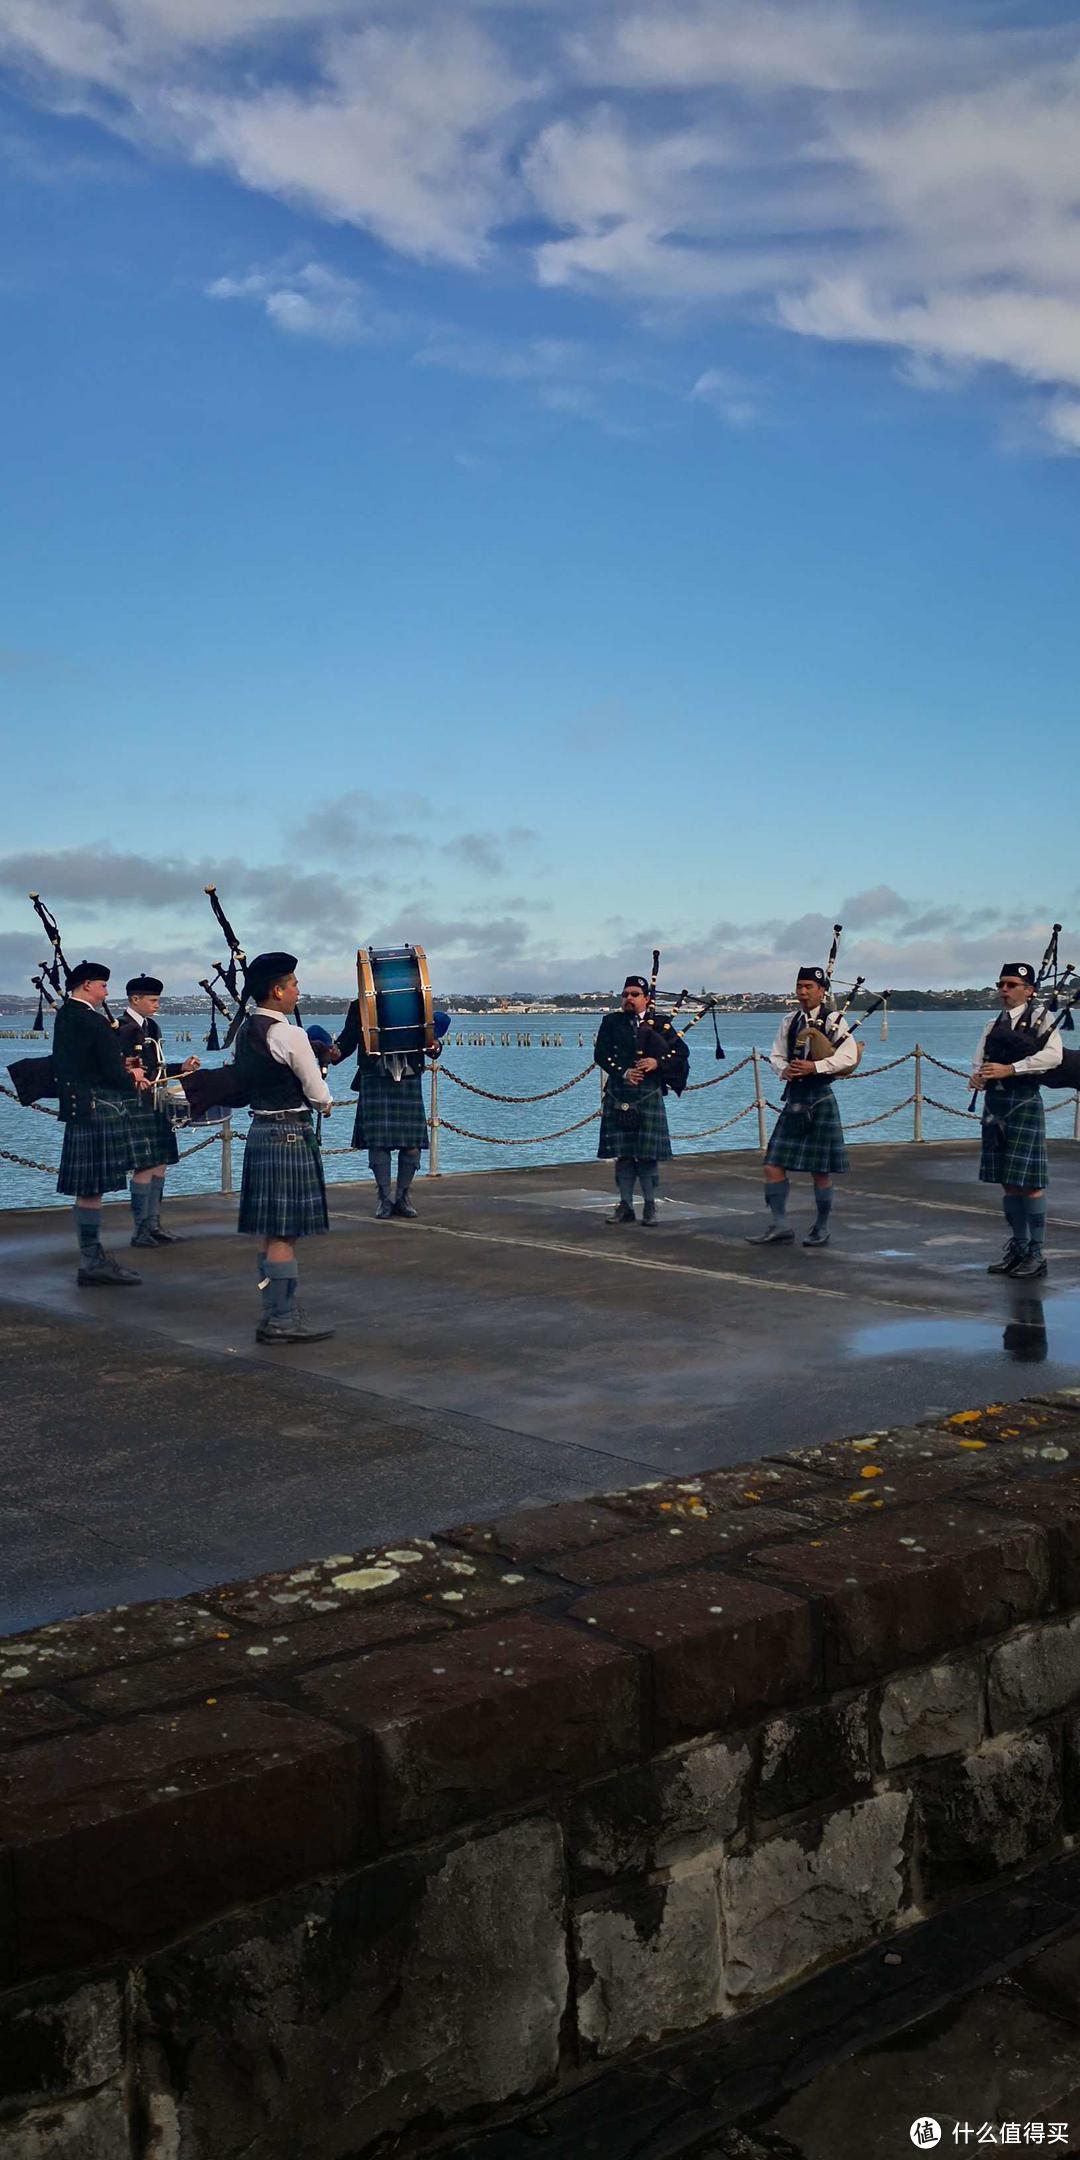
[207,259,401,343]
[690,366,759,425]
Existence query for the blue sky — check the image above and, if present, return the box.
[1,0,1078,994]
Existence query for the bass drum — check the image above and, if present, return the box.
[356,946,434,1057]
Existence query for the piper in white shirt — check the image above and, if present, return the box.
[970,961,1062,1281]
[232,951,335,1345]
[747,962,858,1250]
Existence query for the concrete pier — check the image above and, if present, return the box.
[2,1141,1078,1634]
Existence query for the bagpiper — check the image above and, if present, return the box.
[232,951,335,1344]
[971,962,1062,1280]
[749,962,857,1248]
[115,975,199,1247]
[594,975,689,1225]
[52,961,147,1286]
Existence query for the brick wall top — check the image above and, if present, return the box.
[2,1390,1079,1984]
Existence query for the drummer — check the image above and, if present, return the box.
[330,1003,446,1217]
[115,975,199,1247]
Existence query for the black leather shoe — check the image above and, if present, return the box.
[987,1240,1024,1275]
[78,1257,141,1286]
[1011,1249,1048,1280]
[394,1196,418,1218]
[641,1200,658,1226]
[256,1318,336,1344]
[746,1224,794,1245]
[150,1225,183,1244]
[130,1224,158,1248]
[374,1199,395,1219]
[606,1202,636,1223]
[803,1224,830,1248]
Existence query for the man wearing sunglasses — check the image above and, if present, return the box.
[971,962,1063,1279]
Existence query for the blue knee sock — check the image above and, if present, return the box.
[1025,1198,1047,1256]
[130,1182,151,1230]
[75,1204,102,1264]
[814,1185,833,1228]
[256,1252,272,1318]
[148,1174,165,1227]
[1003,1192,1027,1246]
[615,1160,636,1207]
[765,1180,789,1222]
[637,1159,658,1202]
[266,1259,294,1320]
[369,1147,392,1201]
[395,1149,420,1198]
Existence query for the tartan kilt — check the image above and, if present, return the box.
[56,1090,136,1195]
[765,1089,849,1175]
[597,1081,673,1161]
[980,1089,1048,1188]
[350,1069,429,1151]
[123,1099,180,1171]
[238,1115,329,1239]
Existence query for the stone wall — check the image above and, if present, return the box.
[4,1390,1080,2157]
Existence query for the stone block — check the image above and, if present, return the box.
[574,1872,723,2055]
[878,1655,985,1767]
[539,1510,810,1588]
[917,1731,1060,1898]
[721,1791,910,2001]
[138,1816,567,2159]
[0,1969,124,2110]
[0,1693,91,1749]
[0,2085,131,2159]
[1,1696,368,1979]
[569,1575,814,1746]
[442,1499,636,1559]
[932,1401,1080,1447]
[599,1465,833,1519]
[298,1615,641,1842]
[567,1738,751,1887]
[989,1615,1080,1731]
[964,1469,1080,1603]
[212,1540,553,1629]
[1059,1712,1080,1833]
[755,1698,872,1821]
[750,1505,1049,1686]
[0,1599,224,1695]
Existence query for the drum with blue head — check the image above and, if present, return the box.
[357,946,434,1057]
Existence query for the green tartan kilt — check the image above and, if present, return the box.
[597,1080,673,1161]
[350,1069,428,1151]
[123,1099,180,1171]
[238,1114,329,1239]
[765,1089,850,1175]
[56,1090,136,1195]
[980,1089,1048,1188]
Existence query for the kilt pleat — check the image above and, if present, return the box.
[597,1081,673,1161]
[765,1089,850,1175]
[350,1070,429,1151]
[238,1115,329,1239]
[56,1090,136,1195]
[123,1100,180,1171]
[979,1089,1048,1188]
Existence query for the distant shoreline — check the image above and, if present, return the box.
[0,992,1004,1019]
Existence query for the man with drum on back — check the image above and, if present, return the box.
[115,975,200,1247]
[330,1003,444,1218]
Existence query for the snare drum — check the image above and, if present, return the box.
[154,1077,232,1129]
[356,946,435,1057]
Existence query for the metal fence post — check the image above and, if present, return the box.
[751,1045,768,1151]
[220,1117,233,1194]
[1074,1090,1080,1144]
[913,1046,923,1142]
[429,1060,440,1176]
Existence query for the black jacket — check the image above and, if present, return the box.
[333,1000,430,1093]
[52,998,138,1117]
[594,1010,689,1096]
[114,1011,182,1084]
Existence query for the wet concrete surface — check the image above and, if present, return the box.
[2,1142,1079,1630]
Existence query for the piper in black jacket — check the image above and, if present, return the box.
[115,975,200,1247]
[594,975,689,1224]
[52,961,149,1286]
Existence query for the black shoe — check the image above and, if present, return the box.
[747,1224,794,1245]
[255,1317,336,1344]
[130,1224,159,1248]
[149,1225,183,1244]
[78,1257,141,1286]
[987,1240,1024,1275]
[394,1196,418,1218]
[374,1199,395,1219]
[803,1224,830,1248]
[1011,1249,1048,1280]
[641,1200,658,1226]
[606,1202,636,1224]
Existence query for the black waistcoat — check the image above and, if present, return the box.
[982,1002,1045,1098]
[784,1007,842,1105]
[233,1014,306,1112]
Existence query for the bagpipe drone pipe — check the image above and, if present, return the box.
[5,893,105,1105]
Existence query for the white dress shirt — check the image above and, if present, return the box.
[256,1007,333,1112]
[768,1004,859,1080]
[969,1003,1063,1086]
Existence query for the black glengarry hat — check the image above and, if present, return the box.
[69,960,110,989]
[126,974,163,998]
[999,962,1035,983]
[244,951,297,1004]
[623,974,650,993]
[797,965,826,985]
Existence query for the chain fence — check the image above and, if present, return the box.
[2,1046,1079,1195]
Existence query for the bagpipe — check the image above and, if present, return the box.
[785,929,891,1075]
[6,893,118,1106]
[967,925,1080,1111]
